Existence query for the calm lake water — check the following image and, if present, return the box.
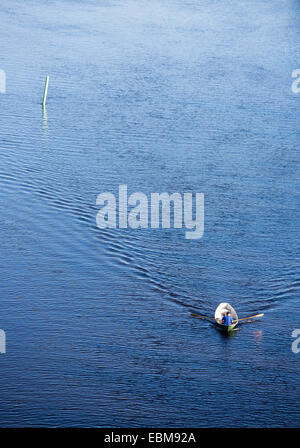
[0,0,299,427]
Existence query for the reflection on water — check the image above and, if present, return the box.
[42,106,48,130]
[254,330,263,343]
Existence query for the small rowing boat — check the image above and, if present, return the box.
[214,302,238,333]
[190,307,264,333]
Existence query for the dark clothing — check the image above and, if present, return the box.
[222,315,233,326]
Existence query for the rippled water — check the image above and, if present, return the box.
[0,0,299,427]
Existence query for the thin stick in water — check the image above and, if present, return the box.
[42,75,49,107]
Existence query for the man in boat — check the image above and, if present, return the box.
[222,311,233,326]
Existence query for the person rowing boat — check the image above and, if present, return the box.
[215,303,238,332]
[190,305,264,333]
[222,311,233,327]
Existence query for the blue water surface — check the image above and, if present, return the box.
[0,0,299,427]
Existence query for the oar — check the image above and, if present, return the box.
[233,313,264,323]
[190,313,216,321]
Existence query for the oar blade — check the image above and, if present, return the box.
[234,313,264,323]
